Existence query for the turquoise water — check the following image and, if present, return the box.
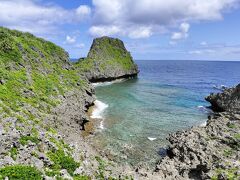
[90,60,240,166]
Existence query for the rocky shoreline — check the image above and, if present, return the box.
[82,83,240,180]
[151,84,240,179]
[0,26,239,179]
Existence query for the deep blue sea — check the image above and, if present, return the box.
[89,60,240,166]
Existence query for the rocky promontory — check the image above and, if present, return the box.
[152,84,240,179]
[206,84,240,112]
[75,36,139,82]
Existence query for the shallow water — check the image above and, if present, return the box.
[89,60,240,166]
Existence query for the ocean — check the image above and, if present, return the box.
[88,60,240,166]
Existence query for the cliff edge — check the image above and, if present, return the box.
[206,84,240,112]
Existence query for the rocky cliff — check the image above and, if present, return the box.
[0,27,139,180]
[206,84,240,112]
[75,36,139,82]
[0,27,100,179]
[151,85,240,180]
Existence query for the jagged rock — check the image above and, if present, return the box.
[76,36,139,82]
[31,156,44,169]
[154,86,240,179]
[73,166,84,175]
[59,169,73,180]
[0,156,15,166]
[206,84,240,112]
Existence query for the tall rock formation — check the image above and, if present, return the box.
[75,36,139,82]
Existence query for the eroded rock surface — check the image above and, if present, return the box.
[153,85,240,179]
[75,36,139,82]
[206,84,240,112]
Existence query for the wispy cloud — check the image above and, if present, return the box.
[188,43,240,59]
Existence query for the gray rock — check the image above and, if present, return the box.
[206,84,240,112]
[59,169,73,180]
[74,166,84,175]
[31,156,44,169]
[154,85,240,179]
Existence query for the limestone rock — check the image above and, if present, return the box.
[76,36,139,82]
[206,84,240,112]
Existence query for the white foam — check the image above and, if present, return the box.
[148,137,157,141]
[90,100,109,119]
[92,79,126,87]
[200,121,207,127]
[197,105,212,113]
[99,121,104,130]
[213,84,227,91]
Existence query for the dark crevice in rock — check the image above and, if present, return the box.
[89,73,138,83]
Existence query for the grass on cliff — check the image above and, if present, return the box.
[19,135,40,146]
[75,37,136,73]
[0,26,87,119]
[0,165,42,180]
[0,26,90,178]
[47,149,79,176]
[212,168,239,180]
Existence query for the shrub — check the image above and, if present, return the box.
[47,149,79,176]
[19,135,39,146]
[0,165,42,180]
[9,147,18,160]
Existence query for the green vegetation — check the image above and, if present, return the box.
[212,168,239,180]
[47,149,79,176]
[73,175,91,180]
[19,135,39,145]
[0,27,138,179]
[234,133,240,139]
[223,149,233,157]
[0,26,88,122]
[0,165,42,180]
[75,36,137,75]
[9,147,18,160]
[227,123,236,128]
[95,156,107,179]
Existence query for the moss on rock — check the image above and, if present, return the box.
[75,36,139,82]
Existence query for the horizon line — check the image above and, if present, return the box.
[70,58,240,62]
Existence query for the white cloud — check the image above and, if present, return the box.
[75,43,85,48]
[89,25,121,37]
[189,50,202,55]
[89,25,154,39]
[128,26,153,39]
[188,49,215,54]
[0,0,91,35]
[189,43,240,56]
[200,41,208,46]
[90,0,239,38]
[76,5,91,19]
[171,23,190,40]
[65,35,76,44]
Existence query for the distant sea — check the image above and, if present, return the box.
[88,60,240,166]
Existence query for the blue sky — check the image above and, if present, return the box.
[0,0,240,61]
